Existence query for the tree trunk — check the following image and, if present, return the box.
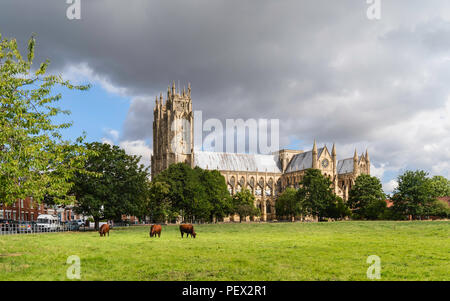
[94,218,99,231]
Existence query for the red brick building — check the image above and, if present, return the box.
[0,197,74,222]
[437,196,450,207]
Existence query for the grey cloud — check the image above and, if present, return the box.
[1,0,450,180]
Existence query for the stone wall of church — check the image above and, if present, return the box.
[219,170,282,221]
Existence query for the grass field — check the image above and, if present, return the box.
[0,221,448,281]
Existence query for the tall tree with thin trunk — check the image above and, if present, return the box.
[0,33,91,205]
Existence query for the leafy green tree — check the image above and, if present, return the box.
[427,199,450,218]
[153,163,232,223]
[275,188,300,221]
[0,34,91,205]
[199,169,232,222]
[232,188,260,222]
[391,170,437,219]
[348,174,386,220]
[296,169,337,221]
[71,142,150,229]
[430,176,450,197]
[325,196,351,220]
[147,181,175,223]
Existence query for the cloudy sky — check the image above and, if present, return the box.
[1,0,449,193]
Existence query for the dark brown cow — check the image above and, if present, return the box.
[149,224,162,238]
[99,224,110,237]
[180,224,196,238]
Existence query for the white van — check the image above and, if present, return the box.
[36,214,60,232]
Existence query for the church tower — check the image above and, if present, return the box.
[151,82,194,179]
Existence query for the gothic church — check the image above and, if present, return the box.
[151,83,370,221]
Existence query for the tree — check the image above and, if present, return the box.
[275,188,300,221]
[153,163,232,223]
[348,174,386,220]
[0,34,91,205]
[71,142,150,229]
[199,169,232,222]
[147,181,175,223]
[427,199,450,219]
[296,169,337,221]
[391,170,437,219]
[430,176,450,197]
[232,189,260,222]
[325,196,351,220]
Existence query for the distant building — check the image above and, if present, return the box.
[437,196,450,207]
[0,197,75,222]
[151,82,370,221]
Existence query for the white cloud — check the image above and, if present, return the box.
[370,163,386,179]
[62,63,129,97]
[119,140,152,167]
[101,137,114,146]
[383,180,399,195]
[106,129,120,141]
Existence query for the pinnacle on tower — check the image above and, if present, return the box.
[365,149,370,161]
[312,139,318,169]
[353,149,358,160]
[172,81,176,95]
[331,143,336,156]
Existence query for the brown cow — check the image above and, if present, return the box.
[99,223,110,237]
[149,224,162,238]
[180,224,196,238]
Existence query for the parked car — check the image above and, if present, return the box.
[18,221,33,233]
[1,220,18,233]
[67,221,80,231]
[74,219,85,227]
[36,214,61,232]
[0,219,11,232]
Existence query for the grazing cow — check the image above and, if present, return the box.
[180,224,196,238]
[99,224,110,237]
[149,224,162,238]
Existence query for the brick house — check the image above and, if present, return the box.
[0,197,75,222]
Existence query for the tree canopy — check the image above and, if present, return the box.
[430,175,450,197]
[71,142,150,228]
[348,174,386,220]
[275,187,300,220]
[296,169,347,220]
[391,170,446,219]
[231,188,260,222]
[151,163,232,223]
[0,34,91,205]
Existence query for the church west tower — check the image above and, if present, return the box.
[151,82,194,179]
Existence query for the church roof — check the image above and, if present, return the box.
[285,148,324,173]
[337,158,354,174]
[194,151,282,173]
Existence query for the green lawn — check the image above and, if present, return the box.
[0,221,448,281]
